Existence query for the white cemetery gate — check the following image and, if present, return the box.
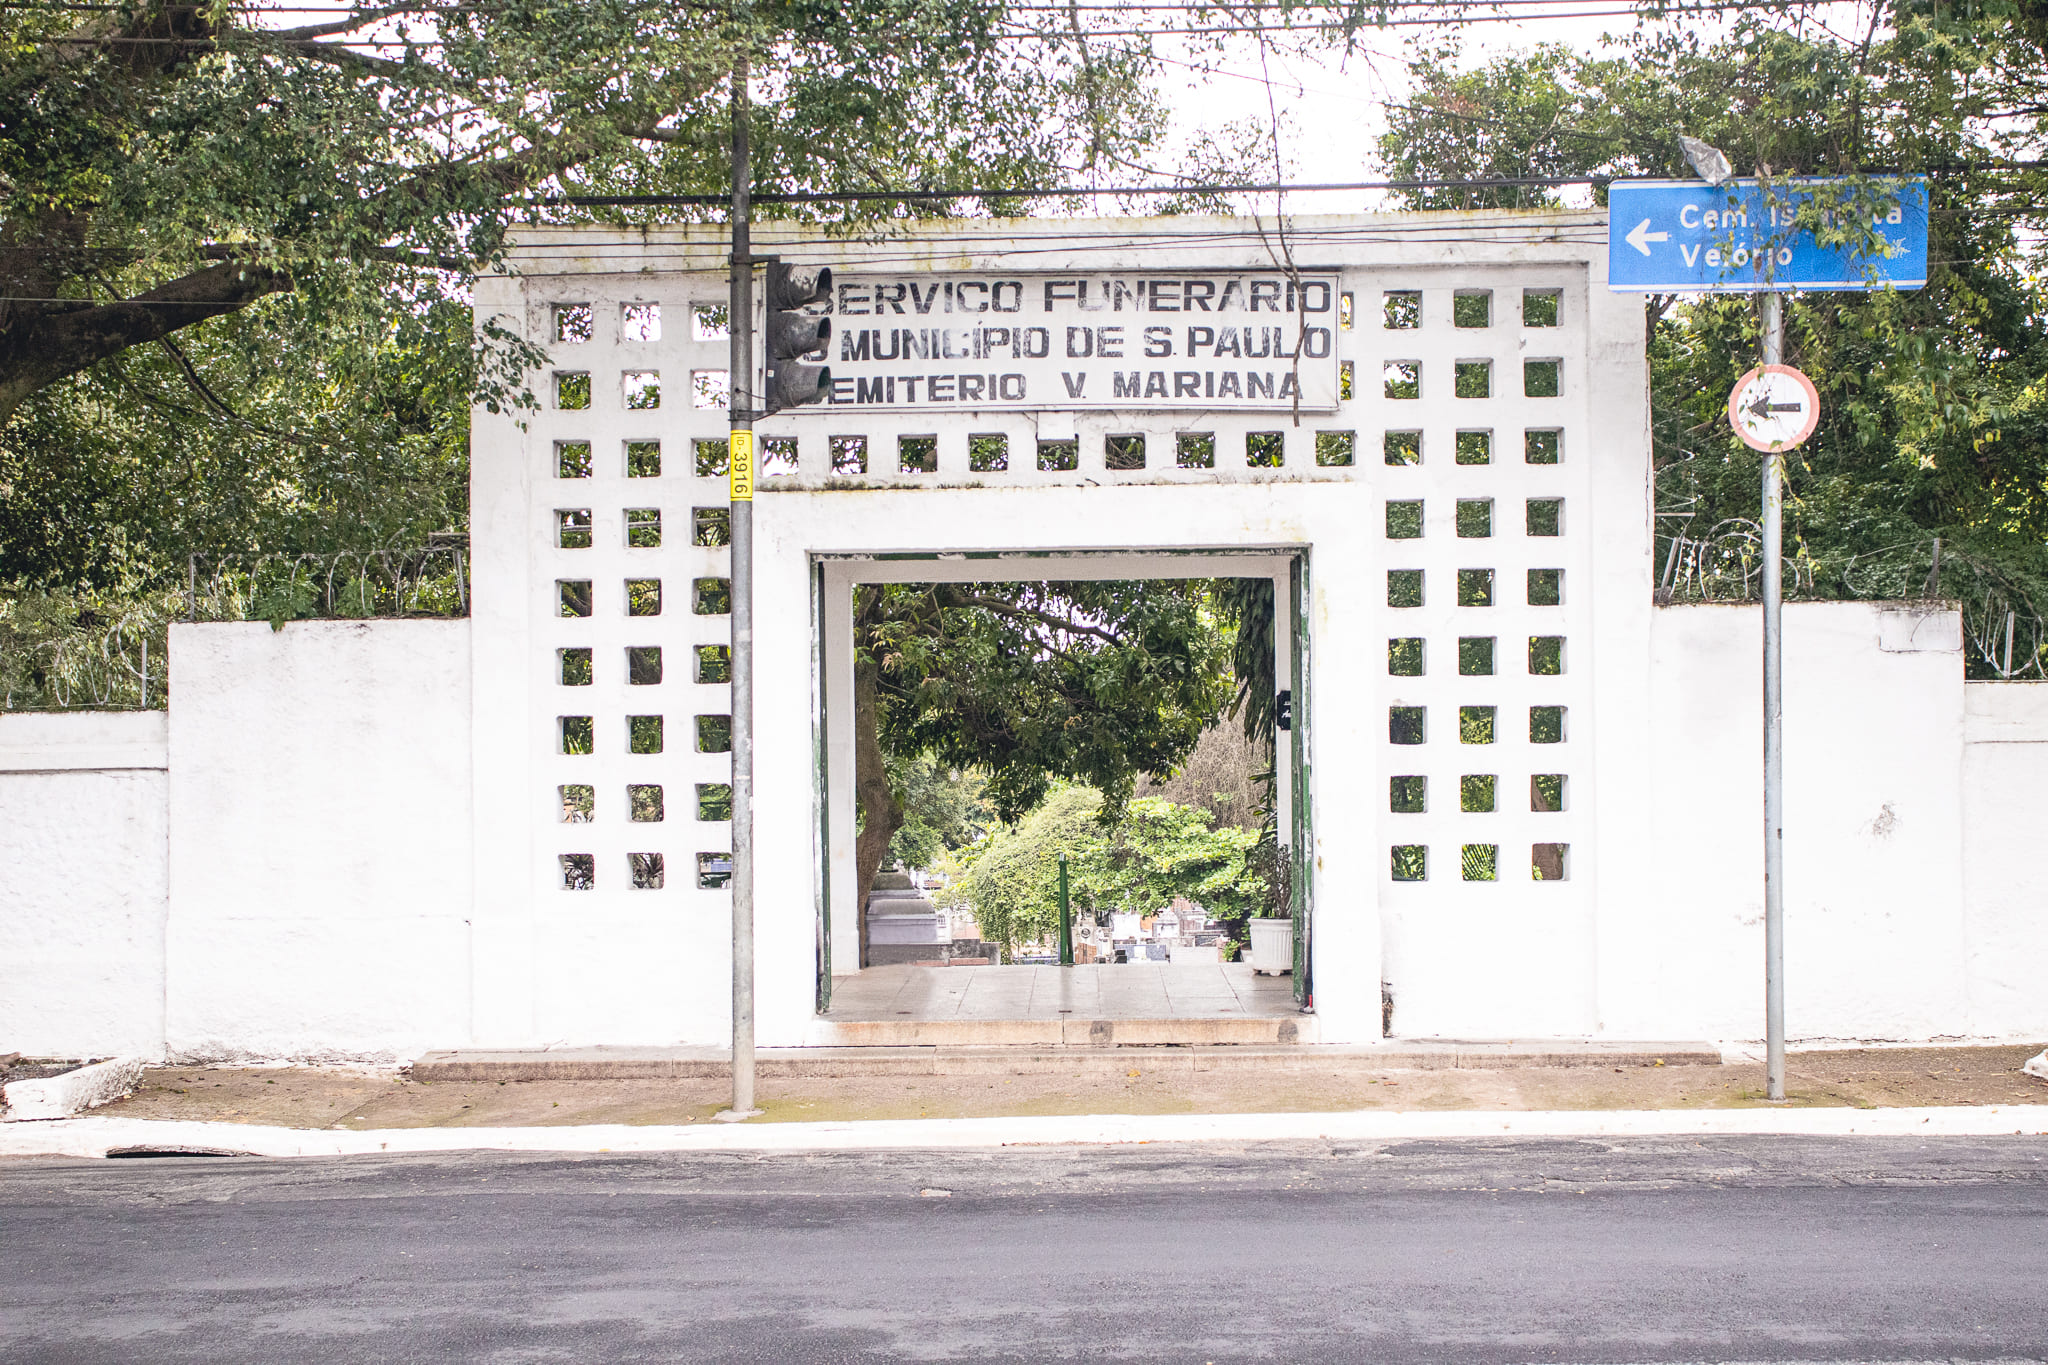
[467,211,1648,1048]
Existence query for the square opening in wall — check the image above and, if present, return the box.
[629,852,666,889]
[1456,499,1492,538]
[1246,432,1284,468]
[1384,361,1420,400]
[1384,291,1421,329]
[831,435,868,474]
[1525,430,1561,465]
[1454,291,1492,328]
[1037,438,1078,472]
[691,370,729,409]
[1106,434,1146,470]
[763,436,799,477]
[1384,431,1421,466]
[1532,843,1569,881]
[1455,431,1491,465]
[1523,290,1561,327]
[1528,636,1565,675]
[629,784,664,822]
[1528,569,1563,606]
[694,438,729,477]
[697,782,733,821]
[1457,568,1494,606]
[555,372,590,410]
[556,509,592,549]
[621,302,660,343]
[696,645,732,683]
[694,507,730,547]
[557,441,592,479]
[698,852,733,889]
[559,784,594,823]
[623,371,660,410]
[1524,359,1561,397]
[1389,706,1426,745]
[560,853,595,890]
[1527,499,1564,536]
[560,715,594,755]
[697,714,732,753]
[625,440,661,477]
[1530,705,1566,743]
[628,714,663,754]
[969,434,1009,472]
[1389,775,1426,813]
[1315,431,1354,467]
[1388,637,1424,676]
[1458,637,1495,676]
[625,508,660,548]
[1459,706,1496,744]
[1387,569,1424,608]
[1339,360,1355,402]
[1176,432,1215,468]
[626,579,662,616]
[1461,844,1499,881]
[554,303,592,344]
[693,578,730,615]
[559,647,592,686]
[1391,845,1428,881]
[558,580,593,617]
[1340,292,1355,329]
[627,646,662,685]
[899,435,937,474]
[693,303,730,340]
[1454,361,1491,398]
[1386,500,1423,539]
[1531,774,1567,812]
[1460,774,1496,812]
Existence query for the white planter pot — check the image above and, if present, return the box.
[1247,917,1293,975]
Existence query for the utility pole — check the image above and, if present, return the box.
[719,48,761,1121]
[1760,288,1786,1103]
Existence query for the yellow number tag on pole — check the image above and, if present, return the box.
[729,430,755,502]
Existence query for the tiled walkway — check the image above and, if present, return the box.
[825,963,1298,1022]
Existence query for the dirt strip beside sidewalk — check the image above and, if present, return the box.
[87,1044,2048,1131]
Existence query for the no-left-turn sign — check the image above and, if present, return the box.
[1727,364,1821,451]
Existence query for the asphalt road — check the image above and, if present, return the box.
[5,1135,2047,1363]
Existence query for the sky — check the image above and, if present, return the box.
[1143,1,1880,213]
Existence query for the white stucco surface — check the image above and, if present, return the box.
[0,712,168,1059]
[165,621,474,1060]
[1960,680,2048,1038]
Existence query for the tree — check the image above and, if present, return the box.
[885,756,990,871]
[1375,9,2048,675]
[941,784,1265,958]
[853,578,1233,960]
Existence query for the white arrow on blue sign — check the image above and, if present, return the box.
[1607,176,1928,293]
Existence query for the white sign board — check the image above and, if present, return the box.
[820,271,1340,412]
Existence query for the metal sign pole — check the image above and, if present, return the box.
[1760,289,1786,1102]
[721,48,761,1121]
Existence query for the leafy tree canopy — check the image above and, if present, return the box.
[940,784,1264,957]
[1375,7,2048,674]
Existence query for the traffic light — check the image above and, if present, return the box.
[763,261,833,414]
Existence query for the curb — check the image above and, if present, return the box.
[3,1104,2045,1160]
[1,1057,145,1122]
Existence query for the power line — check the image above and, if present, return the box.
[558,175,1608,207]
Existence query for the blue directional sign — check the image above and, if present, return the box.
[1607,177,1928,293]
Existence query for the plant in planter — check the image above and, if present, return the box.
[1242,823,1293,975]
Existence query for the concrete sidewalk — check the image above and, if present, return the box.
[69,1042,2048,1133]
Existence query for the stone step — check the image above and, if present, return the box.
[804,1016,1316,1048]
[408,1039,1722,1082]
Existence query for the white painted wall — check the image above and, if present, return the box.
[164,621,474,1060]
[1607,601,1972,1044]
[1961,680,2048,1039]
[0,712,168,1058]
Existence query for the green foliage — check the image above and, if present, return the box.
[886,756,991,870]
[942,785,1265,956]
[861,579,1233,825]
[1377,11,2048,676]
[0,588,175,709]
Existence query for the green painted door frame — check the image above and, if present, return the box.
[1290,554,1314,1005]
